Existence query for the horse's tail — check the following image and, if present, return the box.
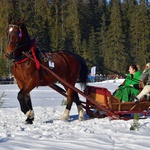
[77,55,88,86]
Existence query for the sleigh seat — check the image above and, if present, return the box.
[85,85,150,118]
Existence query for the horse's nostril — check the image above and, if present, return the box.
[5,53,10,58]
[9,52,14,59]
[5,52,14,60]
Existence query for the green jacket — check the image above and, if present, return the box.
[113,71,142,102]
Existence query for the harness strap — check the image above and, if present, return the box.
[15,57,29,64]
[31,40,40,69]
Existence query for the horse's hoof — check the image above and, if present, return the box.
[61,116,69,122]
[25,117,34,124]
[78,117,84,121]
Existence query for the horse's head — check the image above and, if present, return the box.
[5,19,30,60]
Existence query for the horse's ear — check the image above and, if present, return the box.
[8,15,13,24]
[17,21,23,26]
[17,16,26,26]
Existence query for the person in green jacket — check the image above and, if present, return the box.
[113,65,142,102]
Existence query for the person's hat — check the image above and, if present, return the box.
[143,62,150,73]
[146,63,150,67]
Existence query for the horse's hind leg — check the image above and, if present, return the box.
[73,92,84,121]
[61,88,84,121]
[18,91,34,124]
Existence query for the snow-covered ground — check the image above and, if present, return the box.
[0,79,150,150]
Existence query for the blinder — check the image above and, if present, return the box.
[19,29,22,38]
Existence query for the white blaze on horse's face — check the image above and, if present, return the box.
[6,25,20,54]
[9,27,13,33]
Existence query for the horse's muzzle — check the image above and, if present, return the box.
[5,52,14,60]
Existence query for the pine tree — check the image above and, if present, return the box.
[78,0,91,42]
[106,0,126,73]
[65,0,81,53]
[79,0,104,44]
[32,0,52,51]
[98,13,108,74]
[0,56,8,76]
[0,0,10,56]
[81,38,92,70]
[49,0,69,51]
[121,0,131,64]
[87,27,98,69]
[137,0,150,67]
[1,0,150,75]
[129,0,150,68]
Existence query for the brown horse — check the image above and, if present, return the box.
[5,19,88,124]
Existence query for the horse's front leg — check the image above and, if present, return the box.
[61,88,73,121]
[18,91,34,124]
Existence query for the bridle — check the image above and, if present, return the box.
[6,23,36,62]
[6,24,26,61]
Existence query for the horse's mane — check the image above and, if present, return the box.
[20,22,31,41]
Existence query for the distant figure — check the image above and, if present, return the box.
[113,65,141,102]
[94,74,100,82]
[99,74,103,81]
[133,63,150,103]
[88,73,94,82]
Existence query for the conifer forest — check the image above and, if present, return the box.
[0,0,150,76]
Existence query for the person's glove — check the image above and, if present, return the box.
[139,81,144,89]
[133,84,140,89]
